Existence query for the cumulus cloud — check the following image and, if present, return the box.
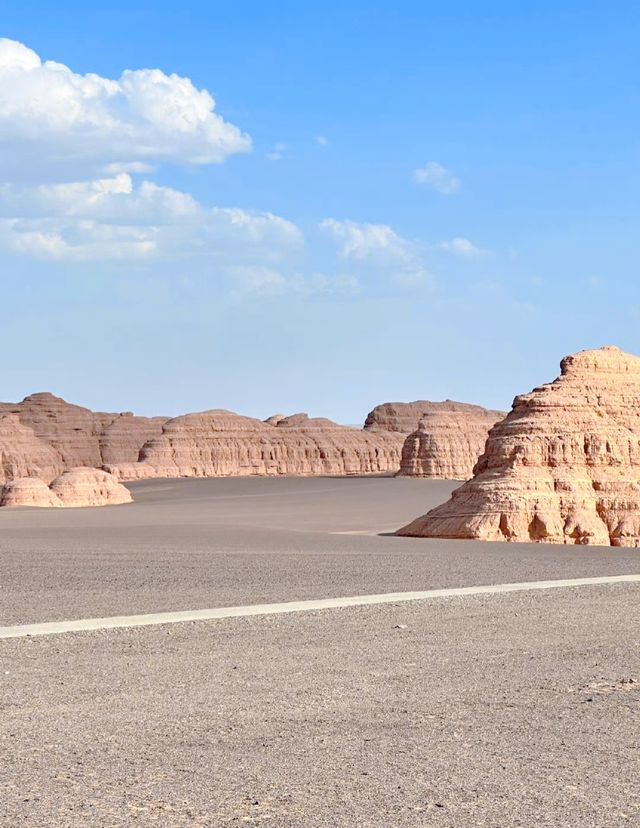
[0,38,251,181]
[439,237,486,257]
[320,218,432,289]
[413,161,461,195]
[320,218,414,263]
[0,175,302,262]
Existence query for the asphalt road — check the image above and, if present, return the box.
[1,476,639,826]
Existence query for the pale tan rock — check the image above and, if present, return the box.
[49,467,133,507]
[0,477,62,507]
[0,392,167,470]
[397,405,504,480]
[102,462,158,481]
[364,399,498,434]
[0,414,65,484]
[110,409,405,479]
[264,413,287,426]
[99,413,168,464]
[398,346,640,547]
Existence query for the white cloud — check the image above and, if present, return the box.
[0,38,251,181]
[315,135,329,146]
[0,175,302,262]
[413,161,461,195]
[439,237,486,258]
[320,218,413,263]
[266,142,287,161]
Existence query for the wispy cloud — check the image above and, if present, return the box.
[266,142,287,161]
[439,237,486,258]
[413,161,461,195]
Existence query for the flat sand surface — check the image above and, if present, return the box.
[1,476,639,826]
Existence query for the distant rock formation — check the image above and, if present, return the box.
[0,414,65,484]
[108,410,405,480]
[364,399,498,435]
[0,392,167,470]
[397,405,504,480]
[0,467,132,508]
[397,346,640,547]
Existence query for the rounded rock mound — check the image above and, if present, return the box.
[49,468,133,507]
[0,477,62,507]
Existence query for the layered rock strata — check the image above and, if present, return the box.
[0,393,166,470]
[398,346,640,547]
[0,477,62,507]
[0,415,65,484]
[364,399,500,435]
[397,405,504,480]
[0,468,132,508]
[109,410,405,480]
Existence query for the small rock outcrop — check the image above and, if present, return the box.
[0,477,62,507]
[397,346,640,547]
[0,414,65,484]
[110,410,405,479]
[397,405,504,480]
[0,468,132,508]
[50,468,133,507]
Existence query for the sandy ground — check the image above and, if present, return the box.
[1,476,639,826]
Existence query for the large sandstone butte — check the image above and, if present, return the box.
[0,468,132,508]
[397,403,504,480]
[0,392,167,471]
[107,410,405,480]
[398,346,640,547]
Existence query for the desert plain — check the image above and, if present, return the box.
[1,472,639,827]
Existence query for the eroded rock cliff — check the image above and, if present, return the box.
[109,409,405,479]
[0,393,166,470]
[397,346,640,547]
[397,405,504,480]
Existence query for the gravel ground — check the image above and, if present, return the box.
[1,585,639,827]
[1,476,639,625]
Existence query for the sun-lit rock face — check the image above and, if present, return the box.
[0,393,167,470]
[363,399,499,435]
[397,346,640,547]
[49,468,133,507]
[109,409,405,479]
[0,468,131,508]
[0,477,62,507]
[397,405,504,480]
[0,414,65,484]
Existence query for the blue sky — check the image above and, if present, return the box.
[1,2,639,421]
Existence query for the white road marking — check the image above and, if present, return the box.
[1,574,639,640]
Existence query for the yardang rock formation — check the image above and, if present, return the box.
[0,468,132,508]
[0,392,167,470]
[398,346,640,547]
[107,410,405,479]
[396,403,504,480]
